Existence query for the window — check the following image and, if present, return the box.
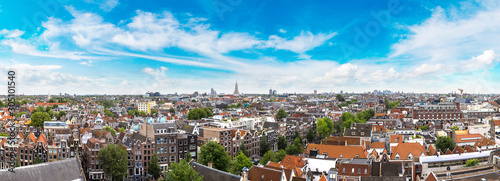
[351,168,354,173]
[364,168,367,174]
[358,168,361,174]
[343,168,345,173]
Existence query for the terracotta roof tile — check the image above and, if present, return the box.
[391,143,427,160]
[306,144,367,158]
[280,155,305,168]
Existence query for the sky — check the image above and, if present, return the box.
[1,0,500,95]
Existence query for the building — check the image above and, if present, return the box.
[412,103,462,121]
[337,158,371,180]
[139,123,178,171]
[84,138,107,180]
[200,127,233,158]
[233,81,239,95]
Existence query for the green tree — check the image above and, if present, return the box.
[450,126,459,130]
[435,136,456,152]
[275,149,287,162]
[260,150,276,165]
[231,151,253,175]
[275,109,287,120]
[118,127,125,132]
[240,142,249,157]
[277,135,287,150]
[259,136,271,156]
[58,111,66,120]
[420,126,429,130]
[286,137,303,155]
[293,130,303,143]
[30,112,51,128]
[151,109,158,115]
[104,126,116,137]
[336,94,345,101]
[104,109,114,118]
[34,155,41,164]
[49,98,56,103]
[199,141,231,172]
[34,106,45,113]
[149,153,162,180]
[169,107,175,114]
[306,128,315,143]
[139,111,146,117]
[465,158,479,167]
[92,111,98,114]
[128,110,134,116]
[163,159,203,181]
[0,133,8,137]
[98,144,128,181]
[316,118,330,139]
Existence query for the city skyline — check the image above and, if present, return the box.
[1,0,500,94]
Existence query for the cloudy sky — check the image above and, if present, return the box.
[1,0,499,95]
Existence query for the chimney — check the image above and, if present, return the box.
[241,167,249,181]
[208,161,213,168]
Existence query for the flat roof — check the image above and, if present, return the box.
[420,151,491,163]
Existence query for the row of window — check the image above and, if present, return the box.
[427,157,488,168]
[341,167,368,174]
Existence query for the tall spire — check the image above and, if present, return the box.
[233,81,239,95]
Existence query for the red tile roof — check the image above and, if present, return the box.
[306,144,367,158]
[391,143,427,160]
[280,155,305,168]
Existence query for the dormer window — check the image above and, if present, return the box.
[95,144,99,149]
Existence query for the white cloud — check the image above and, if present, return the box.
[263,31,337,54]
[1,39,95,60]
[408,63,445,78]
[79,60,95,66]
[279,29,286,33]
[0,29,24,38]
[461,49,497,70]
[391,3,500,61]
[84,0,119,12]
[0,63,94,94]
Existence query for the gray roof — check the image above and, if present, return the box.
[190,162,241,181]
[0,158,82,181]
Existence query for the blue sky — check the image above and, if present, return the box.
[1,0,500,95]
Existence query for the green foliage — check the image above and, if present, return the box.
[98,144,128,181]
[164,159,203,181]
[450,126,459,130]
[465,158,479,167]
[151,109,158,115]
[306,128,315,143]
[0,133,8,137]
[169,107,175,114]
[275,109,288,120]
[316,117,333,138]
[49,98,56,103]
[385,99,401,110]
[34,106,45,113]
[34,155,41,164]
[285,137,303,155]
[277,135,287,150]
[275,149,287,162]
[240,142,249,157]
[30,112,51,128]
[340,110,374,131]
[104,126,116,137]
[187,108,213,120]
[293,130,303,143]
[118,127,125,132]
[231,151,253,175]
[199,141,231,172]
[104,109,114,118]
[259,137,271,156]
[260,150,276,165]
[101,100,115,108]
[260,149,287,165]
[435,136,456,152]
[139,111,146,116]
[92,111,98,114]
[336,94,345,102]
[128,110,134,116]
[420,126,429,130]
[149,153,162,179]
[58,111,66,120]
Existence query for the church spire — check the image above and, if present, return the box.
[233,81,239,95]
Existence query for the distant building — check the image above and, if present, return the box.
[233,81,239,95]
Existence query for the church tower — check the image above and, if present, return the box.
[233,81,239,95]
